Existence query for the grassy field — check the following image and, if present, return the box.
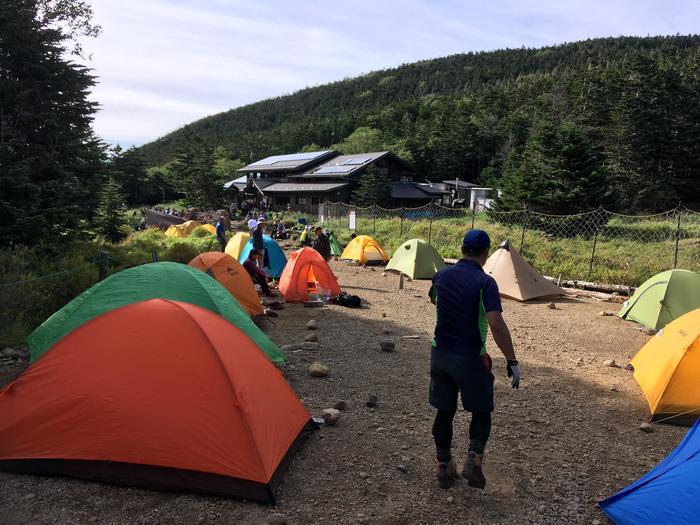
[322,212,700,286]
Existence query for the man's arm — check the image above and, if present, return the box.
[486,311,516,361]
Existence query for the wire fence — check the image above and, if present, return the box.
[318,202,700,286]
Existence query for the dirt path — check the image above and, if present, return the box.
[0,259,687,524]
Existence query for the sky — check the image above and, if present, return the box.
[79,0,700,147]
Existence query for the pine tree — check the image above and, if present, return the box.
[94,176,127,242]
[495,119,610,213]
[352,165,392,207]
[170,127,222,209]
[0,0,102,246]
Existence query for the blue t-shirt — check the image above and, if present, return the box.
[215,222,226,242]
[430,259,502,356]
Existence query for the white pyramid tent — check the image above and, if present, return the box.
[483,240,564,301]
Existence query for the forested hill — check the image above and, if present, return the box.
[139,35,700,210]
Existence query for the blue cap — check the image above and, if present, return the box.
[462,229,491,249]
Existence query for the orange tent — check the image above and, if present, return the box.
[0,299,312,502]
[188,252,264,316]
[278,247,341,302]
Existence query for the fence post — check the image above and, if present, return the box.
[98,251,109,281]
[588,229,599,280]
[373,211,376,236]
[519,206,527,252]
[673,210,682,268]
[151,249,158,262]
[471,200,477,229]
[428,210,433,244]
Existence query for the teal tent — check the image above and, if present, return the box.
[27,262,285,364]
[239,235,287,278]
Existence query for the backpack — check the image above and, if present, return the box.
[333,292,362,308]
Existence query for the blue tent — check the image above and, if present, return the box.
[599,418,700,524]
[239,234,287,278]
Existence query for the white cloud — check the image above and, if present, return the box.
[79,0,700,147]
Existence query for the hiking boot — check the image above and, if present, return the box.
[436,460,458,489]
[462,452,486,489]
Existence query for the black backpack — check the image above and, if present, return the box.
[333,292,362,308]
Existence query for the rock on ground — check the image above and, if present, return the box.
[334,400,348,411]
[304,333,318,342]
[306,319,319,330]
[366,394,378,407]
[321,408,341,426]
[308,362,329,377]
[379,340,396,352]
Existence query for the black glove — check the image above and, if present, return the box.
[507,360,520,389]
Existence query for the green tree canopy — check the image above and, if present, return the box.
[352,165,392,207]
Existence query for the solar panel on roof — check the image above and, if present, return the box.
[248,150,330,167]
[342,158,371,165]
[315,166,355,174]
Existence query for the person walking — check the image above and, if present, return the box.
[428,229,520,490]
[252,220,266,268]
[215,216,227,252]
[312,226,331,261]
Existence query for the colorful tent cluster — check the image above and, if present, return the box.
[165,220,202,238]
[386,238,445,279]
[629,308,700,425]
[618,269,700,329]
[26,262,284,364]
[341,235,390,266]
[483,240,564,301]
[599,418,700,524]
[0,299,311,502]
[188,252,264,317]
[279,247,341,302]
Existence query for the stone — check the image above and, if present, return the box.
[382,272,387,277]
[610,386,619,392]
[640,422,654,433]
[359,472,368,479]
[280,344,302,352]
[334,400,348,411]
[599,311,613,316]
[306,319,319,330]
[397,464,407,473]
[379,340,396,352]
[592,520,602,525]
[264,513,287,525]
[381,312,387,318]
[645,328,658,336]
[322,408,341,426]
[366,394,378,408]
[382,328,393,335]
[603,359,618,368]
[547,302,556,309]
[303,342,320,351]
[401,455,410,463]
[304,333,318,342]
[308,362,329,377]
[538,504,546,514]
[447,496,454,504]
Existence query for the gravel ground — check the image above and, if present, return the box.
[0,258,687,525]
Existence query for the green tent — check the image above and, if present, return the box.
[618,269,700,329]
[329,232,342,257]
[385,238,446,279]
[27,262,285,364]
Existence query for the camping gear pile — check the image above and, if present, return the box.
[0,262,311,502]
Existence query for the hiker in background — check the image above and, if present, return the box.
[428,229,520,490]
[252,220,266,268]
[247,217,258,236]
[243,251,273,296]
[312,226,331,261]
[276,220,287,240]
[299,225,311,246]
[229,201,237,218]
[215,216,227,252]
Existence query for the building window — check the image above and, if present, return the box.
[297,197,307,205]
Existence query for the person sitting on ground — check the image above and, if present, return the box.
[243,251,273,296]
[428,229,520,491]
[312,226,331,261]
[276,220,286,240]
[215,216,227,252]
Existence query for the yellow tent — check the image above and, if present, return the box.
[164,220,201,238]
[199,224,217,235]
[225,232,250,259]
[340,235,390,266]
[630,308,700,425]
